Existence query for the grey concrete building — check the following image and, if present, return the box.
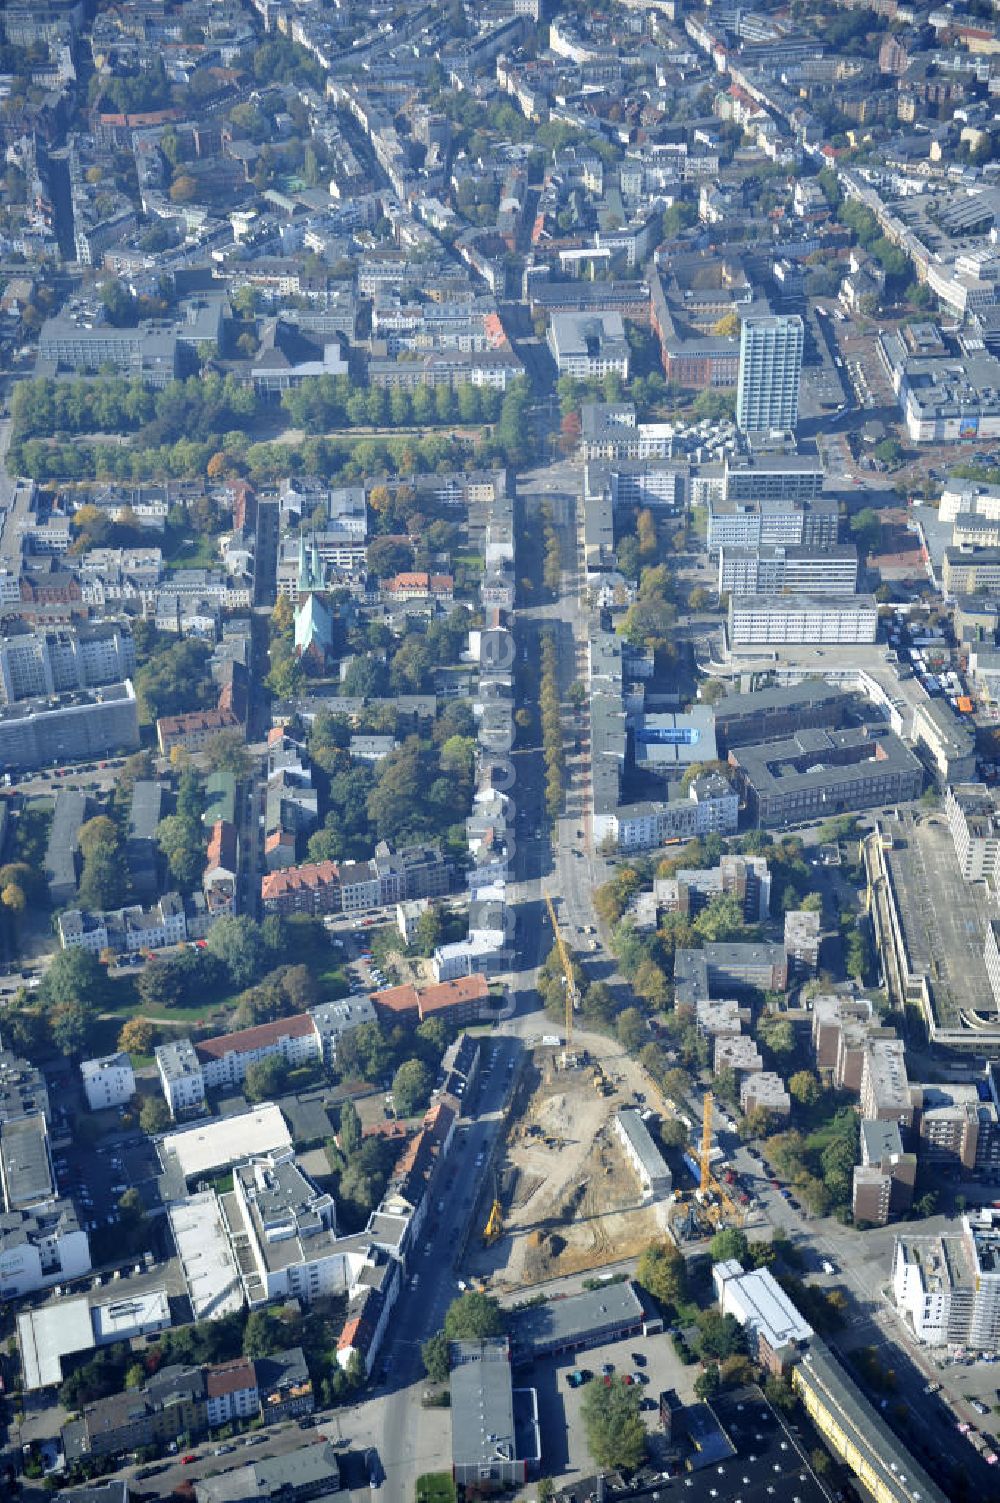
[614,1108,672,1199]
[730,726,923,828]
[127,780,163,901]
[0,682,139,772]
[718,544,859,598]
[713,682,853,753]
[450,1339,538,1488]
[44,788,88,906]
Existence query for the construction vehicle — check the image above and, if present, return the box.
[700,1090,746,1229]
[544,892,578,1047]
[483,1171,504,1246]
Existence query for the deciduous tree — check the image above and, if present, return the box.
[391,1058,433,1117]
[580,1375,646,1472]
[636,1240,687,1306]
[244,1054,290,1103]
[119,1018,155,1054]
[421,1332,450,1383]
[443,1293,505,1341]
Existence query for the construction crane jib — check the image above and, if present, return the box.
[544,892,577,1047]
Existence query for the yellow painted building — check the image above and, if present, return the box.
[792,1341,948,1503]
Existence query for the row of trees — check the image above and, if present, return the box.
[76,814,130,912]
[10,373,258,448]
[334,1013,449,1091]
[540,632,565,820]
[9,428,481,488]
[619,559,678,659]
[9,374,538,486]
[155,767,208,893]
[328,1054,435,1227]
[541,501,562,595]
[280,376,503,433]
[1,797,52,923]
[265,591,303,702]
[762,1108,860,1219]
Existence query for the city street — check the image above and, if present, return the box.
[368,1037,525,1503]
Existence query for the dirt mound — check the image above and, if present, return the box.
[534,1092,574,1137]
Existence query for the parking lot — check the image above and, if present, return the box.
[54,1131,162,1231]
[3,756,130,795]
[528,1328,699,1482]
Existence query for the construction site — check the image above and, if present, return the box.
[463,899,752,1290]
[463,1045,664,1287]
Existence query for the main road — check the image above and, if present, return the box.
[361,459,624,1503]
[371,1035,526,1501]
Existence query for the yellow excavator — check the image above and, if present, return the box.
[483,1171,504,1246]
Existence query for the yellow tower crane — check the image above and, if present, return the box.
[700,1088,746,1228]
[700,1089,714,1196]
[544,892,577,1047]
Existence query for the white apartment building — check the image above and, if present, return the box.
[911,698,977,786]
[548,311,630,379]
[58,894,187,955]
[728,594,878,647]
[197,1014,322,1092]
[718,545,859,598]
[608,775,739,853]
[614,1109,672,1200]
[155,1008,342,1113]
[81,1052,136,1112]
[966,1210,1000,1350]
[0,623,136,706]
[944,783,1000,884]
[939,478,1000,524]
[0,1203,91,1298]
[706,497,839,555]
[892,1221,997,1348]
[310,997,377,1065]
[155,1038,207,1119]
[736,314,803,434]
[985,919,1000,1012]
[230,1155,346,1306]
[205,1359,260,1428]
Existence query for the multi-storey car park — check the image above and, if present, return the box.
[865,809,1000,1052]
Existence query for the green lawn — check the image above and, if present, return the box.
[162,527,218,570]
[102,991,234,1025]
[415,1475,456,1503]
[99,972,239,1027]
[316,965,350,1002]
